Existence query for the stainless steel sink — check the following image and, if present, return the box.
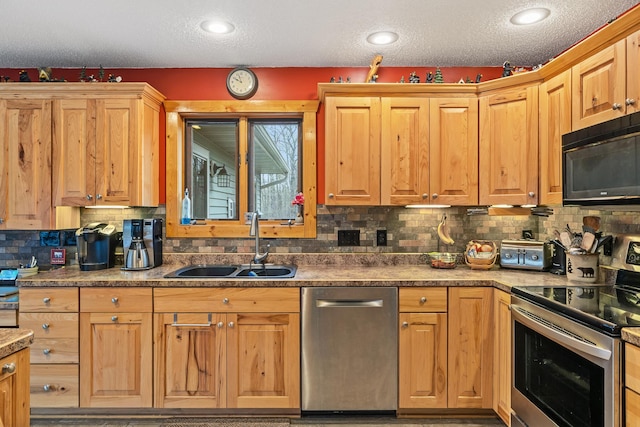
[164,264,296,279]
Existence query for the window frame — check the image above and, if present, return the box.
[164,100,319,239]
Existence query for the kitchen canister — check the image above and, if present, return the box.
[566,252,598,283]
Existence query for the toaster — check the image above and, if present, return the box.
[500,239,552,271]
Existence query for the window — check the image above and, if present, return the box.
[165,100,319,238]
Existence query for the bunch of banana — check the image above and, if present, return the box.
[437,215,455,245]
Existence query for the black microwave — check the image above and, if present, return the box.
[563,111,640,208]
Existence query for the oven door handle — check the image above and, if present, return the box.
[511,304,612,361]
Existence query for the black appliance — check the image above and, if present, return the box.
[122,219,162,270]
[549,239,567,275]
[562,110,640,208]
[75,223,119,271]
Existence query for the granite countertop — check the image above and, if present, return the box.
[15,253,577,293]
[0,328,33,359]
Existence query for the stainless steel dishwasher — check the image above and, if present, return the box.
[301,287,398,413]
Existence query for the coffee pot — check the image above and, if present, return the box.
[122,219,163,270]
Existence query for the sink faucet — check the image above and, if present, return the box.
[249,211,270,264]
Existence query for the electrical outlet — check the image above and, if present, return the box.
[338,230,360,246]
[376,230,387,246]
[522,229,533,239]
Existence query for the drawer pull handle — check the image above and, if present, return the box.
[43,384,51,392]
[420,297,427,304]
[222,298,229,304]
[2,363,15,374]
[42,323,49,330]
[228,321,235,328]
[111,316,118,322]
[171,313,213,327]
[43,348,51,355]
[111,297,118,304]
[42,297,51,304]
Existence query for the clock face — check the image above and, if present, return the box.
[226,68,258,99]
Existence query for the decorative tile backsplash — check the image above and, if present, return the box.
[0,205,638,268]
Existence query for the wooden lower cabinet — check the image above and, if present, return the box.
[626,343,640,424]
[79,288,153,408]
[448,287,493,409]
[0,347,30,427]
[154,287,301,410]
[493,289,511,426]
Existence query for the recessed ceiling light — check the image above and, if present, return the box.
[366,31,399,45]
[200,20,235,34]
[510,7,550,25]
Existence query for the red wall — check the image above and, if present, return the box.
[0,66,503,204]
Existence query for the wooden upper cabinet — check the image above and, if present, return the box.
[479,85,539,206]
[52,83,164,207]
[0,99,53,229]
[380,97,429,205]
[627,29,640,116]
[429,97,479,206]
[539,70,571,206]
[572,39,626,129]
[325,96,381,205]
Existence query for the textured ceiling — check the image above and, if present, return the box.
[1,0,639,69]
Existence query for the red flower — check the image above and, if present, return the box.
[291,192,305,206]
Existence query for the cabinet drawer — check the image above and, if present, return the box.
[20,288,78,312]
[399,287,447,312]
[627,343,640,393]
[30,338,78,364]
[19,313,78,339]
[30,364,79,408]
[154,287,300,313]
[80,287,152,312]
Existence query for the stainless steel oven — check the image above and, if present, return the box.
[510,293,621,427]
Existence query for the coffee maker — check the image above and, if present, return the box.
[76,223,119,271]
[122,219,163,270]
[550,239,567,275]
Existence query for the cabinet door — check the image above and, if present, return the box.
[572,39,626,129]
[448,287,493,409]
[539,71,571,206]
[52,99,95,206]
[493,289,511,426]
[80,312,152,407]
[380,98,429,205]
[628,29,640,116]
[0,348,30,427]
[399,312,447,409]
[325,97,381,205]
[227,312,300,409]
[154,313,226,408]
[0,99,52,229]
[479,86,538,206]
[95,98,137,206]
[430,97,479,206]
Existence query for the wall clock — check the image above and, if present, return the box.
[226,67,258,99]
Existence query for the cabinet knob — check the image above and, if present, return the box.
[420,296,427,304]
[328,193,335,199]
[402,322,409,328]
[228,321,235,328]
[627,98,637,106]
[222,297,229,304]
[96,194,103,200]
[111,316,118,322]
[43,348,51,355]
[86,194,93,200]
[0,218,3,224]
[422,193,428,199]
[528,191,535,198]
[217,322,224,329]
[42,297,51,304]
[612,103,623,110]
[43,384,51,392]
[42,323,49,330]
[111,297,118,304]
[2,363,15,374]
[431,193,438,199]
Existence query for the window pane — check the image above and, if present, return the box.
[250,121,302,220]
[187,121,238,220]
